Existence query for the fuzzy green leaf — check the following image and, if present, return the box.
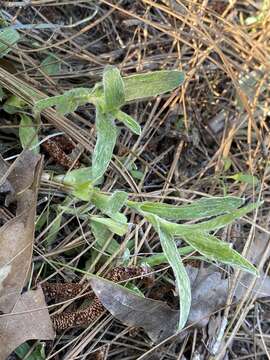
[103,66,125,111]
[0,28,20,58]
[41,54,61,76]
[92,108,118,181]
[91,190,128,223]
[34,88,92,115]
[137,196,244,221]
[226,173,259,186]
[19,114,39,154]
[166,202,260,234]
[91,216,128,236]
[91,220,120,254]
[180,231,258,276]
[45,212,62,246]
[123,70,185,102]
[3,95,26,114]
[115,110,141,135]
[147,214,191,330]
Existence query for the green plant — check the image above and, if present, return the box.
[34,66,260,331]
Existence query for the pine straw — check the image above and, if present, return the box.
[1,0,270,359]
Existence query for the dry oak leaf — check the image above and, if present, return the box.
[0,288,55,360]
[0,151,42,313]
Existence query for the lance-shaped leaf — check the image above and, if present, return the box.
[92,108,118,182]
[91,216,128,236]
[180,231,258,276]
[115,110,141,135]
[123,70,185,102]
[132,196,244,221]
[163,201,260,234]
[147,213,191,330]
[34,88,92,115]
[103,65,125,112]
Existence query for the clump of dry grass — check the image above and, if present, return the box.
[1,0,270,359]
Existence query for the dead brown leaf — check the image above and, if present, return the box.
[90,277,179,343]
[0,288,55,360]
[0,151,42,313]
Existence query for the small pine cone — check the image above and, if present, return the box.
[106,266,148,283]
[42,139,79,169]
[41,282,90,302]
[52,298,105,330]
[53,135,75,152]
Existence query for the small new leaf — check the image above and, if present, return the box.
[34,88,92,115]
[115,110,141,135]
[103,66,125,112]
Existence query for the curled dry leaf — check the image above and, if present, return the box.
[0,288,55,360]
[0,151,42,313]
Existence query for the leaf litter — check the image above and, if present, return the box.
[0,151,55,359]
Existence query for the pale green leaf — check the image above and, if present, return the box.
[107,191,128,214]
[41,54,61,76]
[91,189,128,223]
[15,342,46,360]
[147,213,191,330]
[19,114,39,154]
[226,173,259,186]
[45,212,62,246]
[72,182,94,201]
[103,65,125,111]
[0,28,20,58]
[34,88,92,115]
[123,70,185,102]
[54,167,93,186]
[91,220,120,254]
[92,108,117,181]
[91,216,128,236]
[3,95,26,114]
[115,110,141,135]
[180,231,258,276]
[140,246,194,267]
[166,202,260,234]
[137,196,244,221]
